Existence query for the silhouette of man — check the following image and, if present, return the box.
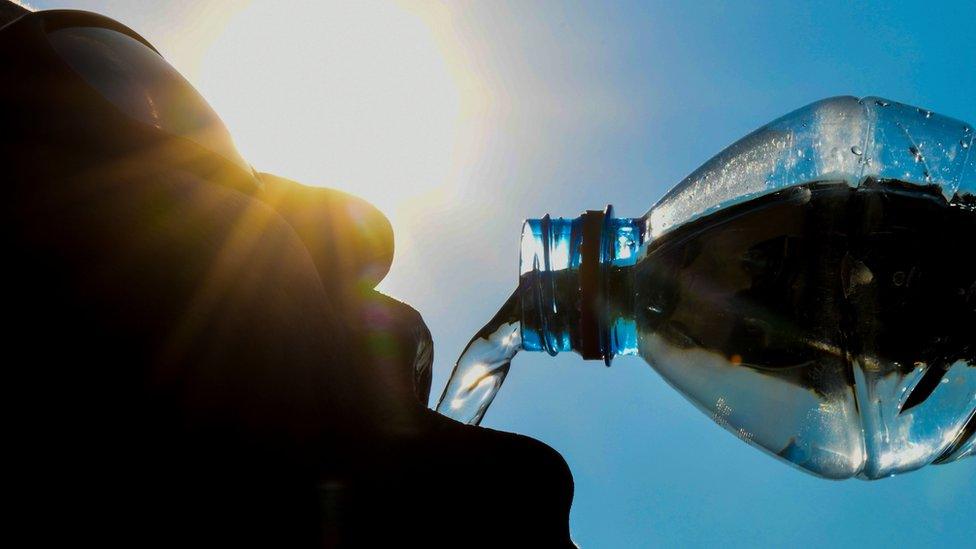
[2,2,574,546]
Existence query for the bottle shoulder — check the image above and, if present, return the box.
[645,96,975,240]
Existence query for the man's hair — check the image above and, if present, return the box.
[1,1,30,28]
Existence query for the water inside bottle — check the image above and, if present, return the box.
[632,178,975,477]
[437,177,975,476]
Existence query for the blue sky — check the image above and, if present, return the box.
[26,1,975,546]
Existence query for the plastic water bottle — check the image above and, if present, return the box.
[437,96,975,480]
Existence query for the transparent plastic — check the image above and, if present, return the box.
[437,97,975,479]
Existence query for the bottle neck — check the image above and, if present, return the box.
[518,207,644,364]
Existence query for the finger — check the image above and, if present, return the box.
[255,172,394,291]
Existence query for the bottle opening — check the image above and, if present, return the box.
[519,207,642,363]
[519,214,580,356]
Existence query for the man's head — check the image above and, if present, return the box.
[3,3,574,544]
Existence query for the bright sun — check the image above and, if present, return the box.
[194,0,462,220]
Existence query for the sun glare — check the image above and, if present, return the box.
[194,0,463,220]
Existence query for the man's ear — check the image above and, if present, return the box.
[0,1,30,28]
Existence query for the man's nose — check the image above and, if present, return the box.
[255,172,394,291]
